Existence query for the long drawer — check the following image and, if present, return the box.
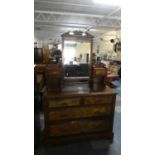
[49,120,111,137]
[48,98,80,108]
[84,96,113,105]
[48,106,112,121]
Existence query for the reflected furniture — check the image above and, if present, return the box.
[64,63,89,77]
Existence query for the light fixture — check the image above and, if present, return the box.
[64,41,76,44]
[89,28,97,32]
[69,31,74,35]
[93,0,121,6]
[82,32,86,36]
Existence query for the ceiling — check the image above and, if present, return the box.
[34,0,121,42]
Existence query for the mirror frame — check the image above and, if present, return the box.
[61,31,94,79]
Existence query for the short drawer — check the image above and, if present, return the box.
[48,98,80,108]
[49,120,111,137]
[84,96,113,105]
[48,106,112,121]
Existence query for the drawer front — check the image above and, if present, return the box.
[48,98,80,108]
[84,96,113,105]
[49,120,111,137]
[48,106,112,121]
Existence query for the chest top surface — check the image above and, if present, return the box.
[45,82,116,98]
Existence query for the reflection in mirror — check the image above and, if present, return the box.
[63,40,91,78]
[63,41,90,65]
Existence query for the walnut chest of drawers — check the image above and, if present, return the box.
[43,83,116,145]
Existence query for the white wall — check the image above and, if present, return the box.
[93,30,121,59]
[75,42,90,56]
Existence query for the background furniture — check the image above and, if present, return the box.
[34,67,42,147]
[34,48,44,64]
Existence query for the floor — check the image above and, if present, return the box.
[34,80,121,155]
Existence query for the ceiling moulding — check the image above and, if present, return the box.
[34,10,121,20]
[34,23,90,29]
[34,0,116,9]
[34,22,120,30]
[34,15,120,29]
